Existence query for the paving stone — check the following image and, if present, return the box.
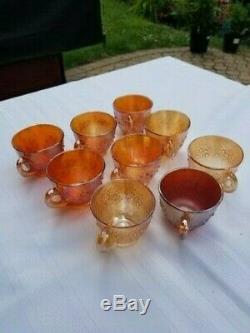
[214,64,227,71]
[237,64,248,70]
[66,47,250,85]
[239,74,250,81]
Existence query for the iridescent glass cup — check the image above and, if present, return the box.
[70,111,117,155]
[159,168,223,236]
[145,110,191,157]
[113,94,153,134]
[111,134,163,183]
[91,179,156,250]
[11,124,64,177]
[45,149,105,207]
[188,135,244,193]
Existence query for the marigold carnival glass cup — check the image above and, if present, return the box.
[111,134,163,184]
[145,110,191,157]
[70,111,117,155]
[11,124,64,177]
[45,149,105,207]
[90,179,156,250]
[159,168,223,236]
[188,135,244,193]
[113,94,153,134]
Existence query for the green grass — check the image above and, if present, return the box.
[63,0,189,69]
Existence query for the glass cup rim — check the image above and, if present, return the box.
[11,123,64,155]
[145,110,191,137]
[113,94,153,114]
[46,148,105,187]
[90,179,156,229]
[111,133,163,168]
[188,135,244,171]
[70,111,117,137]
[159,168,223,214]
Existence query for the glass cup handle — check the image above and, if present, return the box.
[177,214,190,237]
[111,167,121,180]
[96,229,115,251]
[74,139,83,149]
[45,187,67,208]
[128,115,133,130]
[222,171,238,193]
[165,138,173,156]
[16,157,36,177]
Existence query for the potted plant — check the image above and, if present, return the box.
[222,1,249,53]
[181,0,218,53]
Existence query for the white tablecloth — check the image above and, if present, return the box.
[0,57,250,333]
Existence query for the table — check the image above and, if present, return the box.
[0,57,250,333]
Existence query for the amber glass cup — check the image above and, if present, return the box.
[11,124,64,177]
[70,111,117,155]
[90,179,155,250]
[188,135,244,193]
[145,110,191,157]
[159,168,223,236]
[111,134,163,183]
[45,149,105,207]
[113,94,153,134]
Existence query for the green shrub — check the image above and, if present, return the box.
[178,0,218,33]
[223,1,249,35]
[130,0,221,33]
[158,0,190,29]
[131,0,170,22]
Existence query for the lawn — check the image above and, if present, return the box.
[63,0,190,69]
[63,0,222,69]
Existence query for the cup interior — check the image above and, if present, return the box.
[12,124,63,154]
[113,94,153,113]
[91,179,155,228]
[71,111,116,136]
[111,134,162,166]
[160,168,222,212]
[188,135,244,170]
[145,110,190,136]
[47,149,104,186]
